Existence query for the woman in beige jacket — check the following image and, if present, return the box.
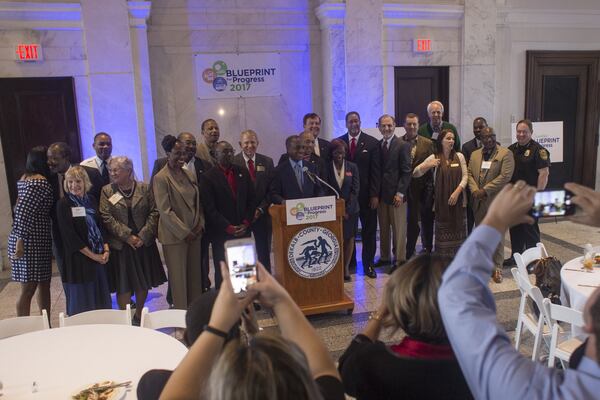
[153,136,205,310]
[99,156,166,324]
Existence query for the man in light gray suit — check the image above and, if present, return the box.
[468,127,515,282]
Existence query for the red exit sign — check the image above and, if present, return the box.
[413,39,433,53]
[15,44,43,61]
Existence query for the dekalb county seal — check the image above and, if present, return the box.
[287,226,339,279]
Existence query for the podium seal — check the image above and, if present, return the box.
[287,226,340,279]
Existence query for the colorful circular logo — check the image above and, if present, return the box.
[287,227,339,279]
[213,77,227,91]
[212,61,228,76]
[202,68,216,83]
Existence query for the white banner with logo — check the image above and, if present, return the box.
[510,121,563,163]
[285,196,336,226]
[195,53,281,99]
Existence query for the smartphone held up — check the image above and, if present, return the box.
[225,238,258,296]
[531,189,575,218]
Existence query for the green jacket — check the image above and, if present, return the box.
[418,121,461,152]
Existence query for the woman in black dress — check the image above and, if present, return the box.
[57,165,111,315]
[8,146,54,317]
[99,156,166,324]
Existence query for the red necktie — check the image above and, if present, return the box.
[350,137,357,160]
[247,159,256,181]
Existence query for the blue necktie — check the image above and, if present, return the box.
[294,162,304,190]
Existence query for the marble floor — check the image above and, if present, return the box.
[1,218,597,361]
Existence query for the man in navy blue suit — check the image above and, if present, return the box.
[270,135,322,204]
[337,112,381,278]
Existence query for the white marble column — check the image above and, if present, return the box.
[81,0,144,177]
[316,3,347,137]
[344,0,384,128]
[461,0,497,133]
[129,2,156,181]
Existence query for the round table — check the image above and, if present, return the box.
[0,324,187,399]
[560,256,600,336]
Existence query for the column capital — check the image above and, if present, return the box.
[315,3,346,28]
[128,1,151,28]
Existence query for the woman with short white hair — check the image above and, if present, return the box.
[99,156,166,325]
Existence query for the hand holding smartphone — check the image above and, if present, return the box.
[531,189,575,218]
[225,238,258,296]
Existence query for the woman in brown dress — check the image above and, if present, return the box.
[413,129,467,257]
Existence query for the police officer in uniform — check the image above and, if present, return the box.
[504,119,550,266]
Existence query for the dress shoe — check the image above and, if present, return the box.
[503,257,516,267]
[492,268,503,284]
[419,248,432,255]
[373,259,391,267]
[365,267,377,279]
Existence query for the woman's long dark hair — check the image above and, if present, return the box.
[24,146,50,178]
[434,129,457,161]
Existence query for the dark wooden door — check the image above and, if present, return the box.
[0,77,81,207]
[525,51,600,188]
[394,66,449,126]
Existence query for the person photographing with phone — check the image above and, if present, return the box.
[159,261,345,400]
[439,180,600,399]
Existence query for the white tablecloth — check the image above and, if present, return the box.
[560,256,600,336]
[0,324,187,399]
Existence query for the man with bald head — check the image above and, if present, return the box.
[233,130,275,272]
[196,119,220,167]
[278,131,326,178]
[80,132,113,187]
[200,141,255,288]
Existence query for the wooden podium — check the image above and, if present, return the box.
[269,199,354,315]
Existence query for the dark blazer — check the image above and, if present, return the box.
[324,160,360,215]
[461,137,481,164]
[98,182,159,250]
[56,194,105,284]
[82,165,104,201]
[317,137,331,163]
[339,335,474,400]
[337,132,381,208]
[199,164,256,236]
[278,152,326,179]
[379,136,412,205]
[150,156,209,185]
[269,159,322,204]
[233,152,274,213]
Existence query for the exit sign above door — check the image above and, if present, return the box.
[15,44,43,62]
[413,39,432,53]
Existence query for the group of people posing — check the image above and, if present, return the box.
[8,99,550,322]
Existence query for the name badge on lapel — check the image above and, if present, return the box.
[256,166,265,172]
[108,193,123,205]
[481,161,492,170]
[450,163,460,168]
[71,207,86,217]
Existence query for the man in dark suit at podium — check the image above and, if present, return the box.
[200,141,255,288]
[270,135,322,204]
[337,111,381,278]
[233,129,275,272]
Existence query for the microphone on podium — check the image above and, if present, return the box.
[303,167,340,200]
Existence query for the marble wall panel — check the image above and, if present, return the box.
[81,0,133,74]
[74,75,95,160]
[384,50,461,67]
[237,29,311,46]
[383,26,461,42]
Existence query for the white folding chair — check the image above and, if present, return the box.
[140,307,186,330]
[0,309,50,339]
[59,305,131,327]
[514,242,548,281]
[542,298,585,369]
[511,267,552,360]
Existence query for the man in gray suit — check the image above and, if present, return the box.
[233,130,275,272]
[376,114,412,270]
[468,127,515,283]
